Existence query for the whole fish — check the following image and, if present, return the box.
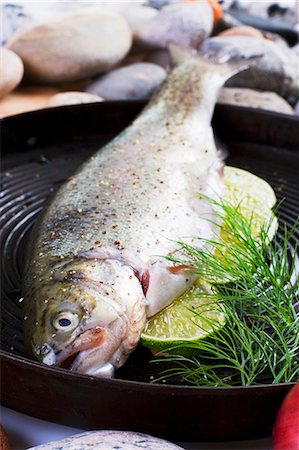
[23,48,250,377]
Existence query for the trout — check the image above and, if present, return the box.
[23,48,251,377]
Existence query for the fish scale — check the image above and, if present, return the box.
[34,106,220,258]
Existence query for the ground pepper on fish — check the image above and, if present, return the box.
[23,48,256,377]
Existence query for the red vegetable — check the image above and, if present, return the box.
[272,382,299,450]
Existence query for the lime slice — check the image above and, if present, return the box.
[215,167,278,273]
[141,282,225,353]
[141,167,277,352]
[223,166,277,241]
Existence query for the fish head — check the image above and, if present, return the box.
[28,257,147,377]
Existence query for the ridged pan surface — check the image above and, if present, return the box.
[0,102,298,442]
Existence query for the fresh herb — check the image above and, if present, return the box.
[155,199,299,386]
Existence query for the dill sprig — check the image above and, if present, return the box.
[156,199,299,386]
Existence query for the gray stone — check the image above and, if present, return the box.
[0,47,23,98]
[121,6,158,53]
[86,62,166,100]
[133,2,213,50]
[7,10,132,83]
[217,25,265,39]
[0,86,59,117]
[0,2,143,45]
[46,91,103,107]
[29,430,184,449]
[121,6,158,35]
[218,87,294,114]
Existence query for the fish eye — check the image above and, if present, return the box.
[52,311,80,332]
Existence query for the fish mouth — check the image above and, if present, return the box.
[57,339,115,377]
[39,326,107,370]
[57,348,114,377]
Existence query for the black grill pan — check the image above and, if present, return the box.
[1,102,298,442]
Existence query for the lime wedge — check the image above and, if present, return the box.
[222,166,277,241]
[215,167,278,273]
[141,167,277,352]
[141,282,225,353]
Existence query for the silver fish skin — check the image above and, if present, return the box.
[23,49,250,377]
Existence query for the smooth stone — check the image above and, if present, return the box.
[7,10,132,83]
[0,2,142,45]
[133,2,213,50]
[86,62,166,100]
[28,430,184,449]
[218,87,294,114]
[121,5,158,53]
[0,86,59,117]
[121,6,158,34]
[199,36,299,97]
[46,91,103,107]
[217,25,265,39]
[0,47,23,98]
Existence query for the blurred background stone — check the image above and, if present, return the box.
[217,25,265,39]
[122,5,158,39]
[7,10,132,83]
[0,1,143,45]
[0,0,298,115]
[46,91,103,108]
[86,62,166,100]
[132,2,213,50]
[0,47,23,98]
[28,430,184,450]
[0,86,59,117]
[218,87,294,114]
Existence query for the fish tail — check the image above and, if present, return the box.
[201,52,262,81]
[169,43,261,81]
